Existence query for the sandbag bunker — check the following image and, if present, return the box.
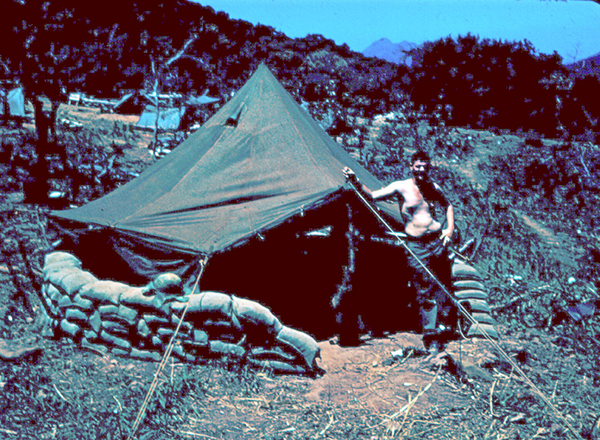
[39,252,321,375]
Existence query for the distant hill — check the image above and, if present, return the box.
[362,38,418,66]
[566,51,600,78]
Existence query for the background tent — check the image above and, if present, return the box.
[0,87,26,118]
[136,105,186,131]
[186,90,220,106]
[51,65,405,338]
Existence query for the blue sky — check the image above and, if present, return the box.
[196,0,600,63]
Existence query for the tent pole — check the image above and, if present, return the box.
[331,203,360,343]
[332,203,356,309]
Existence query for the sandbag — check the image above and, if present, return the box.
[193,330,209,345]
[275,326,320,368]
[142,314,170,326]
[459,298,491,313]
[57,295,74,309]
[44,252,81,267]
[81,338,109,355]
[130,347,161,361]
[100,330,131,350]
[119,288,156,309]
[42,253,83,281]
[46,284,62,301]
[98,305,120,316]
[40,252,322,375]
[146,273,182,293]
[137,319,151,338]
[249,346,297,363]
[248,358,307,374]
[65,308,89,323]
[232,295,283,334]
[117,305,138,323]
[79,280,130,305]
[453,280,487,291]
[57,271,98,296]
[71,294,94,311]
[60,319,81,337]
[102,320,129,335]
[179,291,232,320]
[466,322,499,339]
[454,289,488,300]
[209,340,246,358]
[452,261,483,280]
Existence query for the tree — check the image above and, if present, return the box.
[146,33,198,157]
[562,75,600,140]
[407,34,566,135]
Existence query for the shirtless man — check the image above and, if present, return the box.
[343,151,457,351]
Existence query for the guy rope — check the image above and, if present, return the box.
[127,256,210,440]
[346,182,584,440]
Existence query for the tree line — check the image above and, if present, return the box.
[407,34,600,140]
[1,0,599,142]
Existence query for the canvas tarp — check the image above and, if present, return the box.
[0,87,25,117]
[136,105,185,130]
[51,64,400,276]
[186,90,220,106]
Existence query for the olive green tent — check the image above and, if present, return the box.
[51,64,401,284]
[50,64,406,338]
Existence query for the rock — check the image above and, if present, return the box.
[0,338,42,361]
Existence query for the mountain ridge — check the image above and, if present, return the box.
[362,38,417,66]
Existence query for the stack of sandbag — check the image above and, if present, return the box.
[40,252,321,374]
[451,258,499,339]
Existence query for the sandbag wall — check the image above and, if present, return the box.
[451,258,499,339]
[39,252,321,375]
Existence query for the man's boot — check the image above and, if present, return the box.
[420,300,441,354]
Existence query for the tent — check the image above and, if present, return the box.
[0,87,25,118]
[186,90,220,106]
[51,65,405,338]
[136,105,186,131]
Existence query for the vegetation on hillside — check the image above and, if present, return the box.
[3,0,597,141]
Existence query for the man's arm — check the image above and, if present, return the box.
[372,183,401,200]
[440,204,454,245]
[342,167,399,200]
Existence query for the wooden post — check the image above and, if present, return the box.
[332,203,361,345]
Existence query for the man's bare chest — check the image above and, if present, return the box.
[400,187,429,217]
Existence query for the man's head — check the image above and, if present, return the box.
[410,151,431,182]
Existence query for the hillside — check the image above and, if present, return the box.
[6,0,599,141]
[567,51,600,78]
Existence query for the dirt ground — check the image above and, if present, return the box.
[1,104,600,440]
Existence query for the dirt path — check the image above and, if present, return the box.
[306,332,504,414]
